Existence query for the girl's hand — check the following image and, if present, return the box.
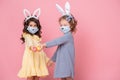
[39,43,46,51]
[42,43,46,48]
[47,60,54,67]
[30,46,37,52]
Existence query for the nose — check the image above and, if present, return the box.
[32,29,35,31]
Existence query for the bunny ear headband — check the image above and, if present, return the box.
[56,1,70,15]
[56,1,73,22]
[23,8,41,21]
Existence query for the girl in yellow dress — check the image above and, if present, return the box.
[18,8,49,80]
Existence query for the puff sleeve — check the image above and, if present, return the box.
[23,33,33,47]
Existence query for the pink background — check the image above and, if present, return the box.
[0,0,120,80]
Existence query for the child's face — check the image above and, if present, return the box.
[59,19,71,34]
[59,19,70,27]
[28,21,37,27]
[27,21,39,34]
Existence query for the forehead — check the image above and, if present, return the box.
[29,21,36,25]
[59,19,69,24]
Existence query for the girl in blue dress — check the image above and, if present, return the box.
[43,2,77,80]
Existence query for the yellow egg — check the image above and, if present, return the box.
[37,46,41,51]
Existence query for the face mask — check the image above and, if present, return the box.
[60,26,71,34]
[27,26,39,34]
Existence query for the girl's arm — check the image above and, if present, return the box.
[51,52,57,62]
[42,43,57,62]
[22,33,33,47]
[45,34,70,48]
[23,33,35,51]
[47,52,57,66]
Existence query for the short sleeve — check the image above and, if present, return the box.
[23,33,33,47]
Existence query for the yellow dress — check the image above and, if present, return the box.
[18,33,49,78]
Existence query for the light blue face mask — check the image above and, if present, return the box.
[60,26,71,34]
[27,26,39,34]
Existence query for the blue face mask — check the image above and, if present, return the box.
[27,26,39,34]
[60,26,71,34]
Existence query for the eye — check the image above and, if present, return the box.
[34,25,37,27]
[29,25,33,26]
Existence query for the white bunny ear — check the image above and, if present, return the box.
[23,9,31,18]
[65,1,70,15]
[33,8,41,18]
[56,4,65,15]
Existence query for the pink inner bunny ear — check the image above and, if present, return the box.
[33,8,41,18]
[23,9,31,18]
[65,1,70,15]
[56,4,65,15]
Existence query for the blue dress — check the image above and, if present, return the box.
[46,32,75,78]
